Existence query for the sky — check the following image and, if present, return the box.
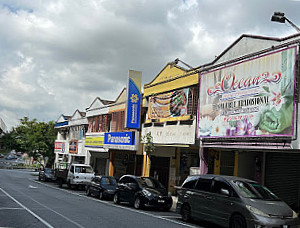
[0,0,299,130]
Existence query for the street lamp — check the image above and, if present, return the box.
[271,12,300,33]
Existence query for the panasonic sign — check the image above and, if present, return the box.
[104,132,135,145]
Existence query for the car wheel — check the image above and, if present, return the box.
[181,204,191,222]
[99,191,104,200]
[67,181,71,189]
[86,188,91,196]
[230,214,247,228]
[113,193,120,204]
[134,197,142,209]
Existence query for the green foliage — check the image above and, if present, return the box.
[0,117,57,167]
[142,132,155,153]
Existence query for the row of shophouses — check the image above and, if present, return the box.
[54,33,300,210]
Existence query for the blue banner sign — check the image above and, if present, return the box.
[125,70,142,129]
[104,132,135,145]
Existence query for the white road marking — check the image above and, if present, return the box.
[0,187,54,228]
[28,185,37,189]
[0,207,24,210]
[158,215,182,219]
[32,179,199,228]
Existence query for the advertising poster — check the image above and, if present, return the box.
[148,88,189,119]
[69,140,78,154]
[198,47,296,138]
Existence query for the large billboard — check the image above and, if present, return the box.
[198,46,297,138]
[148,88,189,119]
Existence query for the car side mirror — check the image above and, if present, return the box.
[220,188,230,196]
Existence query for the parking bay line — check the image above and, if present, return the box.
[0,187,54,228]
[31,179,199,228]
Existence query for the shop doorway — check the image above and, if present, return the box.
[150,156,170,189]
[95,158,107,175]
[135,155,143,176]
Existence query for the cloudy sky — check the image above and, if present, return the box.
[0,0,299,130]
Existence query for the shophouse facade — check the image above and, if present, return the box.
[106,88,143,180]
[54,110,90,167]
[196,34,300,210]
[68,110,89,164]
[85,97,114,175]
[141,63,199,192]
[54,114,71,167]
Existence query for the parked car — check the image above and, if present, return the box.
[176,174,300,228]
[86,176,117,200]
[5,155,14,160]
[55,163,94,189]
[0,153,4,158]
[39,168,56,182]
[113,175,173,211]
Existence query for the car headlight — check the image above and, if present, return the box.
[246,205,270,217]
[292,210,298,219]
[142,189,152,197]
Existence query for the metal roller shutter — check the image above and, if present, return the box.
[265,152,300,208]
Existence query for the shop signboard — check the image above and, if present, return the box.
[69,140,78,154]
[148,88,189,120]
[85,136,105,148]
[104,132,135,145]
[125,70,142,129]
[54,142,65,153]
[198,46,297,138]
[142,120,196,144]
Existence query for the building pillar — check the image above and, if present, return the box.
[142,151,151,177]
[109,151,114,176]
[234,151,239,176]
[199,140,208,174]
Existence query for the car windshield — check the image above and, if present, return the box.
[101,177,117,186]
[232,180,279,200]
[74,166,93,173]
[137,177,165,189]
[44,169,54,174]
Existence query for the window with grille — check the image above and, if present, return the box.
[111,111,125,132]
[187,86,199,116]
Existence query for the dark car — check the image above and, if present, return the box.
[86,176,117,200]
[176,174,300,228]
[113,175,173,211]
[38,168,56,182]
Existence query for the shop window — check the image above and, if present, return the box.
[187,87,199,116]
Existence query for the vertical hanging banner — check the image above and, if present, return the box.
[125,70,142,129]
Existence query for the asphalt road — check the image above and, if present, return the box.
[0,169,211,228]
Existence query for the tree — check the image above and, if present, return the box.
[142,132,155,154]
[0,117,57,167]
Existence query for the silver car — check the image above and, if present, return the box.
[176,175,300,228]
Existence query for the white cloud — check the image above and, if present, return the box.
[0,0,299,130]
